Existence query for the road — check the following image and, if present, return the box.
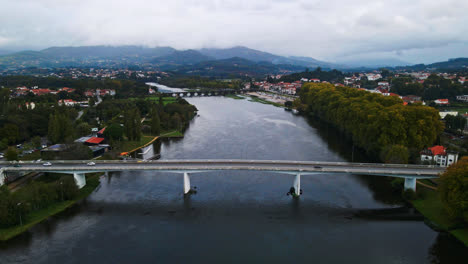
[0,159,445,178]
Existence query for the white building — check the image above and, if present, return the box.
[420,146,458,167]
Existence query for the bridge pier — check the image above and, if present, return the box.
[73,173,86,189]
[183,172,191,195]
[293,174,301,197]
[404,178,416,192]
[0,168,5,186]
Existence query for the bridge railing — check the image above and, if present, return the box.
[0,159,440,169]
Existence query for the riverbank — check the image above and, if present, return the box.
[246,92,285,107]
[411,186,468,247]
[0,174,101,241]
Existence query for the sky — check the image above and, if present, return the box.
[0,0,467,64]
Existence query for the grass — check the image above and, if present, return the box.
[0,174,101,241]
[131,96,177,105]
[411,187,468,247]
[248,96,284,107]
[160,130,184,138]
[117,136,155,153]
[20,151,41,161]
[225,94,245,100]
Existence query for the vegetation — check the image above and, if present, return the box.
[160,76,242,89]
[391,74,468,100]
[439,157,468,225]
[296,83,444,161]
[0,174,100,241]
[273,67,345,83]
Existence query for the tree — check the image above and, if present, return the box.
[5,147,18,161]
[170,113,182,131]
[104,123,124,141]
[32,136,42,149]
[0,124,20,144]
[76,122,92,137]
[439,157,468,224]
[380,145,409,164]
[150,106,161,135]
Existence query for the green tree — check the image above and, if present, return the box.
[380,145,409,164]
[439,157,468,224]
[150,106,161,135]
[0,124,20,144]
[32,136,42,149]
[5,147,18,161]
[76,122,92,137]
[104,123,124,141]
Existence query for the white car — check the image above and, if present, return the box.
[42,162,52,166]
[87,162,96,166]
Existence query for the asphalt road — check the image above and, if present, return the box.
[0,159,445,178]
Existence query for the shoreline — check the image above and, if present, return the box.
[410,185,468,247]
[0,174,101,242]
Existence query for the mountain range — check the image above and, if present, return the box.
[0,45,467,73]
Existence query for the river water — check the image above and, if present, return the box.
[1,97,467,263]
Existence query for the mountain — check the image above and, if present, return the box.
[198,46,335,69]
[395,57,468,71]
[41,45,175,59]
[336,58,410,68]
[152,50,214,65]
[170,57,304,77]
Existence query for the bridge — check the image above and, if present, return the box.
[0,159,445,196]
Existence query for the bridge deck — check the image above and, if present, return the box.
[1,159,444,178]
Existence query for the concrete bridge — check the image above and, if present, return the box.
[169,89,257,98]
[0,159,445,196]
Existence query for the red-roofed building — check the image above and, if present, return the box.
[97,127,106,137]
[31,89,53,96]
[420,145,458,167]
[434,99,449,105]
[60,87,76,93]
[85,137,105,145]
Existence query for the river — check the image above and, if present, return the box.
[1,97,466,263]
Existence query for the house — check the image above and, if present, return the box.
[434,99,450,105]
[402,95,422,104]
[456,95,468,102]
[58,99,77,106]
[439,111,458,119]
[84,137,105,146]
[420,145,458,167]
[378,81,389,87]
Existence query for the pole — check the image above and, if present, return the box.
[17,202,22,226]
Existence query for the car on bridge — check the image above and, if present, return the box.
[43,162,52,166]
[87,162,96,166]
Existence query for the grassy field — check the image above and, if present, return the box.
[131,96,177,105]
[248,96,284,107]
[160,130,184,138]
[0,174,101,241]
[411,187,468,246]
[116,136,155,153]
[225,94,245,100]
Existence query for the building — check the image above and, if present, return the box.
[456,95,468,102]
[434,99,449,105]
[420,145,458,167]
[439,111,458,119]
[58,99,77,106]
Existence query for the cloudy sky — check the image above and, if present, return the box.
[0,0,467,64]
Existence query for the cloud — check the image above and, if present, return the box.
[0,0,466,63]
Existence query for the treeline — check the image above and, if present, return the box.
[296,83,444,163]
[272,67,345,83]
[83,96,197,141]
[0,176,78,228]
[160,76,242,90]
[391,74,468,100]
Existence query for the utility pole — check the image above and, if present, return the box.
[17,202,22,226]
